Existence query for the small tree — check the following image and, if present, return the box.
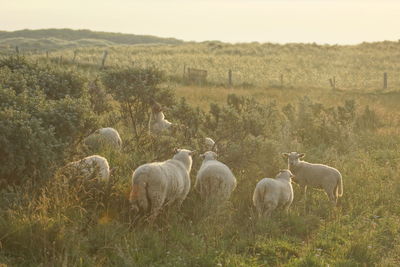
[101,67,174,143]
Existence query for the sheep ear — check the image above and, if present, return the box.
[199,153,205,158]
[173,148,179,154]
[298,153,305,158]
[282,153,289,158]
[189,150,196,156]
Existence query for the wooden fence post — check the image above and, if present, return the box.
[101,50,108,68]
[183,64,186,80]
[15,46,19,54]
[46,51,49,59]
[72,50,78,63]
[383,72,387,89]
[333,76,336,89]
[59,55,63,65]
[329,76,336,90]
[280,74,284,88]
[228,69,232,88]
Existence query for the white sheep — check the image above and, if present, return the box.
[84,127,122,151]
[148,101,173,135]
[252,170,294,218]
[282,152,343,205]
[195,151,236,202]
[204,137,217,152]
[129,148,194,221]
[66,155,110,182]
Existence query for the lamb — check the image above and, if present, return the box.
[65,155,110,182]
[282,152,343,205]
[195,151,236,202]
[252,170,294,218]
[129,148,194,221]
[148,101,173,135]
[84,127,122,151]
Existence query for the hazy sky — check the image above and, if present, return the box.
[1,0,400,44]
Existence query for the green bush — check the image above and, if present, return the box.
[0,105,58,184]
[101,66,174,143]
[0,56,98,184]
[0,56,87,99]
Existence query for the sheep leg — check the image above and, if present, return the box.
[303,185,307,201]
[175,197,185,210]
[262,201,276,218]
[301,185,308,212]
[146,194,164,223]
[282,202,291,215]
[301,185,307,202]
[256,205,264,219]
[327,189,337,206]
[263,208,272,218]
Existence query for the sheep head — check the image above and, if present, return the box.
[200,151,218,161]
[282,152,305,167]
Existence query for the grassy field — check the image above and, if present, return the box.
[0,41,400,266]
[22,41,400,91]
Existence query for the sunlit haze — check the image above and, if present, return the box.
[2,0,400,44]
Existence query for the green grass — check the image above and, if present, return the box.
[1,44,400,266]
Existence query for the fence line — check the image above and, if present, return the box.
[3,48,398,90]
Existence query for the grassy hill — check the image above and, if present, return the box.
[0,28,183,52]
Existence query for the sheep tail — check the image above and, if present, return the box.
[337,174,343,197]
[130,179,151,213]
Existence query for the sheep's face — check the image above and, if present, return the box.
[151,101,163,113]
[200,151,217,161]
[283,152,305,167]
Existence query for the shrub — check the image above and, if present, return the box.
[0,56,87,99]
[101,66,174,143]
[0,59,98,184]
[0,106,58,184]
[356,105,382,131]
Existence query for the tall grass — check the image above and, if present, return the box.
[1,49,400,266]
[26,41,400,90]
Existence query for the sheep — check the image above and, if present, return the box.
[65,155,110,182]
[148,101,173,135]
[129,148,194,221]
[204,137,217,152]
[282,152,343,205]
[252,170,294,218]
[84,127,122,151]
[195,151,236,202]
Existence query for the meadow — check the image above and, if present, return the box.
[23,40,400,91]
[0,39,400,266]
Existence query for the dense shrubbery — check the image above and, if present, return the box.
[0,57,98,184]
[0,56,86,99]
[0,57,384,185]
[282,97,357,154]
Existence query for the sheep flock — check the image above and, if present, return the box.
[64,102,343,222]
